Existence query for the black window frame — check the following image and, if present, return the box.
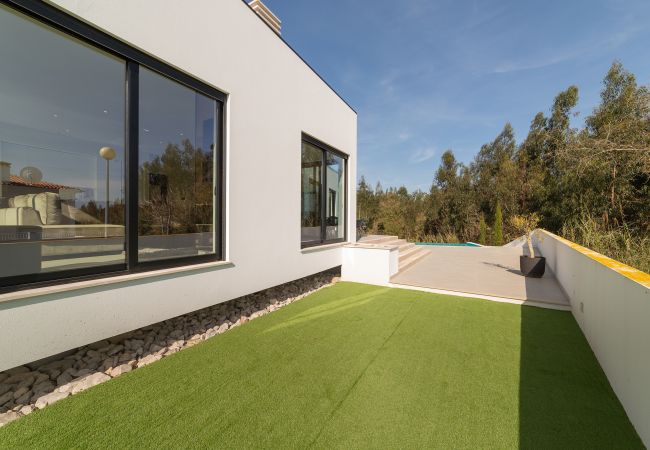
[301,133,348,249]
[0,0,227,293]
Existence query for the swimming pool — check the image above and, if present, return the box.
[415,242,482,247]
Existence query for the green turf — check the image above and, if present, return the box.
[0,282,642,449]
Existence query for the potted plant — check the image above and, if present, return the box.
[509,214,545,278]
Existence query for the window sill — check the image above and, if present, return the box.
[0,260,234,305]
[301,242,348,254]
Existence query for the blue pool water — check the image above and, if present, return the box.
[415,242,482,247]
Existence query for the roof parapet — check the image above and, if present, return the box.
[248,0,281,35]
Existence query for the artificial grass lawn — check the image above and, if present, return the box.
[0,282,642,449]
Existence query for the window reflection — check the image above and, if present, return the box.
[301,142,322,244]
[138,68,217,262]
[326,153,345,240]
[300,138,346,247]
[0,4,126,278]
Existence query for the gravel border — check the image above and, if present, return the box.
[0,269,340,427]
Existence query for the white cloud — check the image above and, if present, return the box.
[409,147,436,163]
[492,26,642,74]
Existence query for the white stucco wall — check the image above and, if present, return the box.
[0,0,357,371]
[341,245,399,285]
[533,230,650,446]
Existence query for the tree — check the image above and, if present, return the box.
[426,150,479,241]
[355,62,650,272]
[479,214,487,245]
[139,140,213,236]
[493,202,503,246]
[471,123,519,218]
[574,61,650,229]
[357,176,375,223]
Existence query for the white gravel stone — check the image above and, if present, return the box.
[136,354,162,368]
[108,364,132,378]
[19,404,34,415]
[70,373,111,395]
[0,411,19,427]
[34,391,70,409]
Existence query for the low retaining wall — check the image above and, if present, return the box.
[533,229,650,446]
[341,243,399,285]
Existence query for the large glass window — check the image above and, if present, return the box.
[301,143,323,245]
[326,153,345,240]
[138,68,218,262]
[0,4,126,279]
[301,136,347,247]
[0,2,225,289]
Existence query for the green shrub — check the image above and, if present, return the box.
[479,215,487,245]
[493,203,504,246]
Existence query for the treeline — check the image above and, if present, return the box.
[357,62,650,272]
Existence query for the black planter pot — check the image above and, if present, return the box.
[520,256,546,278]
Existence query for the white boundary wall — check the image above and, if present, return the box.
[533,230,650,446]
[342,244,399,285]
[0,0,356,371]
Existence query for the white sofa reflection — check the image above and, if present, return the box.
[0,192,124,273]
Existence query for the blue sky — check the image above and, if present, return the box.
[264,0,650,192]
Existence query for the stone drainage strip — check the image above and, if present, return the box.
[0,270,339,427]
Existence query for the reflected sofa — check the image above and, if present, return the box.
[0,192,124,261]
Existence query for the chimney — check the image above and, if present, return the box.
[248,0,282,35]
[0,161,10,199]
[0,161,10,183]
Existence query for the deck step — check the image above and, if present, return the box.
[359,235,398,244]
[359,236,407,248]
[398,242,414,252]
[399,244,420,260]
[398,246,430,272]
[359,235,430,272]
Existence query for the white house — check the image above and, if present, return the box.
[0,0,357,371]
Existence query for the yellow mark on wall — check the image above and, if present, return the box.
[539,230,650,289]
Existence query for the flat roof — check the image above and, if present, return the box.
[241,0,357,115]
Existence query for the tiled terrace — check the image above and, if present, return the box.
[391,245,570,309]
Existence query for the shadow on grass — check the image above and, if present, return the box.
[519,305,643,449]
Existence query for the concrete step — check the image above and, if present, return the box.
[359,236,408,248]
[399,244,421,260]
[359,235,398,244]
[398,247,430,272]
[398,242,415,252]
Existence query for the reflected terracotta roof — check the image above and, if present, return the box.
[4,174,75,190]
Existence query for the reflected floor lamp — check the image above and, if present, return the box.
[99,146,116,238]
